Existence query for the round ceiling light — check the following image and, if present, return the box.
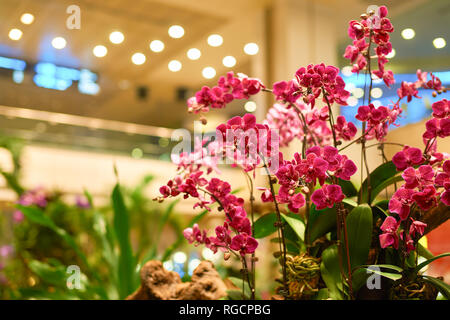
[433,37,446,49]
[168,60,182,72]
[150,40,164,52]
[187,48,201,60]
[109,31,124,44]
[131,52,146,65]
[168,25,184,39]
[202,67,216,79]
[93,45,108,57]
[244,42,259,55]
[52,36,67,49]
[222,56,236,68]
[8,28,23,41]
[20,13,34,25]
[207,34,223,47]
[401,28,415,40]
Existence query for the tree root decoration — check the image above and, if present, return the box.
[284,254,321,300]
[389,277,439,300]
[127,260,228,300]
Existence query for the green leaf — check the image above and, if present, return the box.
[226,290,247,300]
[306,205,337,244]
[320,244,344,300]
[111,184,136,299]
[228,277,251,298]
[338,179,358,198]
[253,213,277,238]
[413,253,450,274]
[342,204,373,271]
[28,260,67,287]
[280,213,305,242]
[359,161,399,204]
[314,288,329,300]
[423,276,450,300]
[364,268,402,281]
[371,175,404,203]
[417,243,435,260]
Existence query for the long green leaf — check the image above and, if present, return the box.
[423,276,450,300]
[280,213,305,242]
[253,213,277,239]
[320,244,344,300]
[359,161,399,204]
[413,253,450,274]
[342,204,373,271]
[111,184,136,299]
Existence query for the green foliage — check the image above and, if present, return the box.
[320,244,344,300]
[253,213,277,239]
[359,161,399,204]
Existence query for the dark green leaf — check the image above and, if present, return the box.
[253,213,277,239]
[360,161,399,204]
[280,213,305,241]
[338,179,358,198]
[342,204,373,271]
[417,243,435,260]
[423,276,450,300]
[320,244,344,300]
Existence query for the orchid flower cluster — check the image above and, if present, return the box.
[381,98,450,252]
[157,5,449,299]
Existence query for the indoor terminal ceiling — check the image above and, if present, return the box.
[0,0,448,129]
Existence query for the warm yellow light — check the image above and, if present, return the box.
[8,28,22,41]
[353,88,364,99]
[341,66,352,77]
[244,101,257,112]
[244,42,259,55]
[131,52,146,65]
[222,56,236,68]
[168,25,184,39]
[93,45,107,57]
[202,67,216,79]
[20,13,34,25]
[109,31,124,44]
[371,87,383,99]
[52,36,67,49]
[386,48,396,59]
[168,60,182,72]
[150,40,164,52]
[433,37,446,49]
[187,48,201,60]
[401,28,415,40]
[347,96,358,106]
[207,34,223,47]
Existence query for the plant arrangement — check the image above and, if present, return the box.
[156,5,450,300]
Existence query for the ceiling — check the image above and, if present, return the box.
[0,0,448,130]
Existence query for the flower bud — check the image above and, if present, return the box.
[224,252,231,260]
[200,116,208,125]
[360,13,368,20]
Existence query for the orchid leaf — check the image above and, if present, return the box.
[413,253,450,274]
[281,213,305,242]
[253,213,278,238]
[321,244,344,300]
[423,276,450,300]
[359,161,399,204]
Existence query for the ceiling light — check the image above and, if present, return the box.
[8,28,23,41]
[372,100,382,108]
[401,28,415,40]
[222,56,236,68]
[433,37,446,49]
[386,48,396,59]
[244,42,259,55]
[187,48,201,60]
[370,87,383,99]
[168,25,184,39]
[150,40,164,52]
[168,60,182,72]
[131,52,146,65]
[353,87,364,99]
[20,13,34,25]
[207,34,223,47]
[93,45,107,57]
[52,37,66,49]
[341,66,352,77]
[109,31,124,44]
[347,96,358,106]
[244,101,257,112]
[202,67,216,79]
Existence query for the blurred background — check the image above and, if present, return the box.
[0,0,449,299]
